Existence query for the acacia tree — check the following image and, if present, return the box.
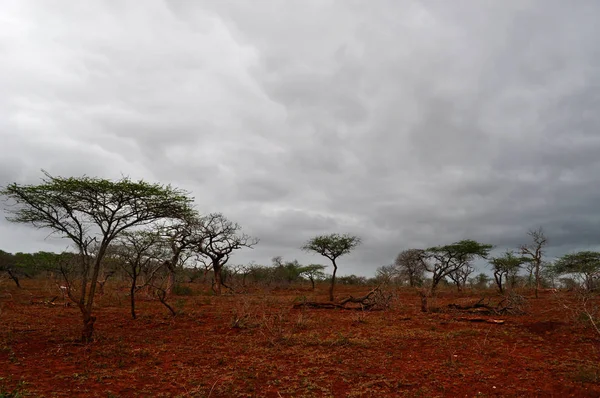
[420,240,492,311]
[426,240,493,294]
[520,227,547,298]
[394,249,426,287]
[553,251,600,292]
[0,172,193,342]
[302,233,361,301]
[299,264,326,290]
[489,251,524,293]
[196,213,258,295]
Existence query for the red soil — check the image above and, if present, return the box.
[1,282,599,397]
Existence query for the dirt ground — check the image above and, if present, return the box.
[1,281,599,397]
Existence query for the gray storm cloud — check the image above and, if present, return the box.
[1,0,600,275]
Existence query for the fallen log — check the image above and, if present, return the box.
[455,317,505,324]
[293,285,390,311]
[448,294,527,315]
[293,302,350,310]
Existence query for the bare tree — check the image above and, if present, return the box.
[394,249,426,287]
[447,264,475,292]
[112,230,165,319]
[159,215,206,295]
[196,213,258,295]
[520,227,547,298]
[376,264,399,285]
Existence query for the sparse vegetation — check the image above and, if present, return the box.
[1,173,599,396]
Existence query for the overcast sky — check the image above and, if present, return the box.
[1,0,600,276]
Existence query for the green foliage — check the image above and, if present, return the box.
[572,363,600,384]
[554,251,600,276]
[172,284,194,296]
[490,251,525,273]
[298,264,326,279]
[337,274,368,285]
[302,233,361,301]
[469,273,491,289]
[302,233,361,263]
[427,239,493,262]
[489,251,525,292]
[424,240,493,293]
[1,171,194,246]
[272,258,304,283]
[1,171,195,341]
[0,379,26,398]
[553,251,600,291]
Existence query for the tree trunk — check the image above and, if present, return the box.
[212,264,222,295]
[97,281,106,296]
[419,289,429,312]
[494,272,504,294]
[86,248,106,311]
[156,290,176,316]
[81,311,96,343]
[166,247,183,296]
[454,279,462,292]
[130,274,137,319]
[329,261,337,302]
[527,269,534,288]
[7,270,20,288]
[80,248,105,343]
[166,268,176,296]
[534,262,540,298]
[310,276,315,290]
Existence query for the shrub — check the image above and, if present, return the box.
[172,284,193,296]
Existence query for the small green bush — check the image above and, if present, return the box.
[172,284,193,296]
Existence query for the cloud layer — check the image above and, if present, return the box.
[2,0,600,275]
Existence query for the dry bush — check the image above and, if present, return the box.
[257,309,290,345]
[498,291,528,315]
[559,288,600,337]
[230,296,255,329]
[447,291,528,315]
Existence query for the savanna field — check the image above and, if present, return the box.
[1,281,599,398]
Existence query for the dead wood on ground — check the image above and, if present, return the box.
[448,292,527,315]
[293,285,392,311]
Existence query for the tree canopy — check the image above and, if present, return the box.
[553,251,600,291]
[425,239,493,293]
[489,251,524,293]
[1,171,195,342]
[302,233,361,301]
